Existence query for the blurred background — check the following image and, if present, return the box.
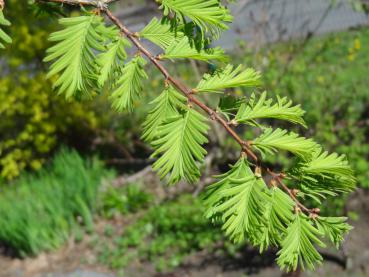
[0,0,369,276]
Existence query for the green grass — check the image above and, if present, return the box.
[0,148,112,256]
[99,183,153,219]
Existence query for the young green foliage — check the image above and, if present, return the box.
[142,86,187,142]
[299,150,355,184]
[251,128,318,159]
[151,107,209,184]
[44,15,105,99]
[235,91,306,127]
[276,214,326,271]
[157,0,233,37]
[96,32,131,87]
[162,36,228,62]
[316,216,352,248]
[139,17,184,49]
[291,149,356,198]
[196,65,261,93]
[204,158,267,243]
[258,187,295,252]
[0,10,11,49]
[110,55,148,112]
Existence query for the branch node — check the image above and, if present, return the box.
[209,111,217,121]
[270,179,278,187]
[164,79,170,88]
[291,189,299,197]
[228,119,239,127]
[254,166,262,178]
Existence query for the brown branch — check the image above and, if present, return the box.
[36,0,119,7]
[0,0,4,9]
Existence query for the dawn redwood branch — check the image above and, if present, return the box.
[38,0,316,216]
[104,9,317,216]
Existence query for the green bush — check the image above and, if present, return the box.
[97,195,233,272]
[99,183,153,219]
[0,148,112,256]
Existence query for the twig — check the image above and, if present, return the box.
[0,0,4,9]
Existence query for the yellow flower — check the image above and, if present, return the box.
[354,38,361,50]
[348,53,355,62]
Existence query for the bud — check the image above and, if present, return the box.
[255,166,262,178]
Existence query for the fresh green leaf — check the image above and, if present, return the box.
[258,187,294,252]
[196,65,261,94]
[300,150,355,183]
[292,149,356,196]
[44,15,105,99]
[139,17,184,49]
[235,91,306,127]
[161,36,228,62]
[96,36,131,87]
[0,10,12,49]
[277,214,326,271]
[110,55,148,112]
[142,86,186,142]
[251,128,318,159]
[158,0,233,37]
[151,108,209,184]
[316,216,352,248]
[204,158,267,243]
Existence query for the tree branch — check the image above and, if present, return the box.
[39,0,317,217]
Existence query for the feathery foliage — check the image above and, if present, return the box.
[157,0,233,37]
[142,86,186,142]
[235,91,306,127]
[196,65,261,93]
[300,149,355,182]
[316,216,352,248]
[96,33,131,87]
[151,107,209,184]
[204,158,267,243]
[258,187,295,252]
[110,55,148,112]
[276,214,325,271]
[44,15,105,99]
[0,10,11,49]
[252,128,318,159]
[162,36,228,62]
[139,17,184,49]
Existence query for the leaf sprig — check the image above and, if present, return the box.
[0,10,12,49]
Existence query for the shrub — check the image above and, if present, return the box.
[0,148,112,256]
